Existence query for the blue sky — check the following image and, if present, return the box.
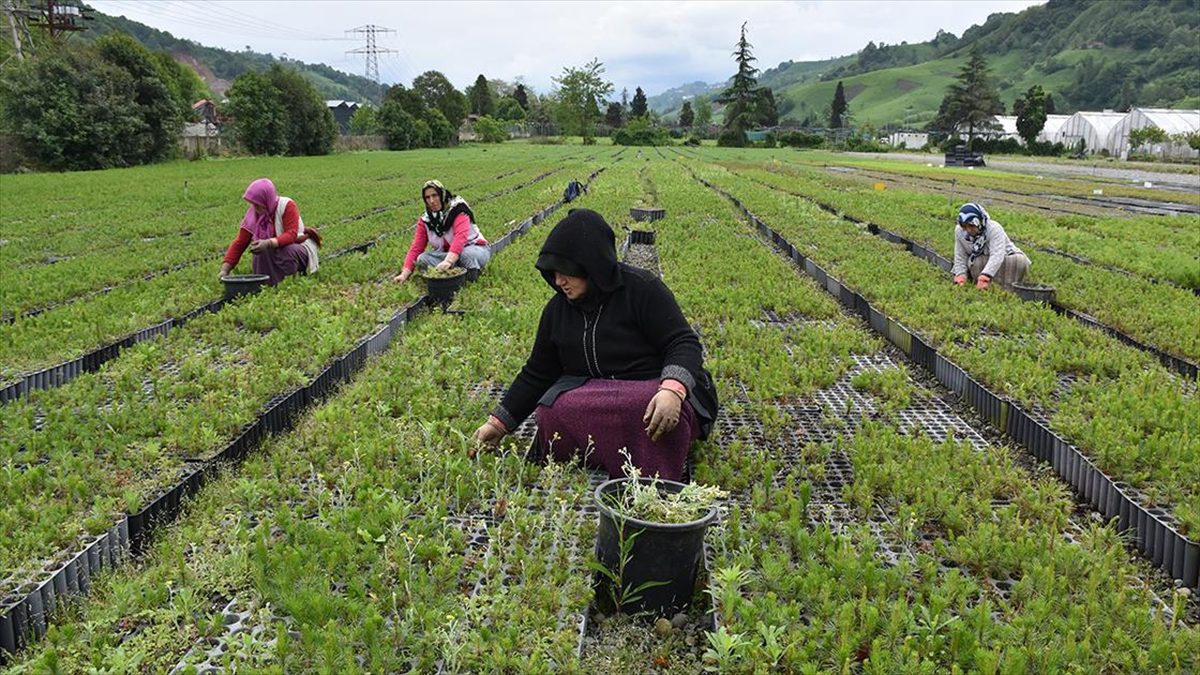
[89,0,1045,96]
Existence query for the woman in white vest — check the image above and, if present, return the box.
[394,179,490,283]
[220,178,321,285]
[951,202,1029,290]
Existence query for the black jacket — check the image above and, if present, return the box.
[494,209,718,437]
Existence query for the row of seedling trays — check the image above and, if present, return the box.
[0,164,580,406]
[695,174,1200,592]
[0,171,607,663]
[727,165,1199,376]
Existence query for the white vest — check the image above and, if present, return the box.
[275,196,319,274]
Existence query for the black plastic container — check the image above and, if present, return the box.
[1011,282,1056,304]
[630,207,666,222]
[629,230,656,245]
[220,274,270,302]
[422,270,467,306]
[593,477,716,618]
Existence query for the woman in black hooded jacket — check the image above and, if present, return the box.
[473,209,717,480]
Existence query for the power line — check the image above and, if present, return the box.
[345,24,396,99]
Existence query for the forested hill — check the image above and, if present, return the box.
[82,9,382,104]
[650,0,1199,127]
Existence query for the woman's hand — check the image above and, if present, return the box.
[473,419,506,446]
[435,259,454,273]
[393,268,412,283]
[643,388,683,441]
[249,238,276,255]
[219,262,232,279]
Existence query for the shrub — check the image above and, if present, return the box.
[717,129,747,147]
[474,116,508,143]
[612,118,670,146]
[779,131,824,149]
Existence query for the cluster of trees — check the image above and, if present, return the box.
[1,34,210,170]
[344,71,547,148]
[227,65,337,156]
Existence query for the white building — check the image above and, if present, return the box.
[887,131,929,149]
[1037,114,1071,145]
[1059,110,1126,155]
[1108,107,1200,159]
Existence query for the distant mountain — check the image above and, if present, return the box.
[652,0,1199,128]
[82,9,384,104]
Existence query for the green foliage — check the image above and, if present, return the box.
[933,47,1004,141]
[473,116,508,143]
[227,71,286,154]
[95,33,183,163]
[150,51,213,119]
[0,32,206,169]
[495,97,526,121]
[467,74,495,116]
[377,100,417,150]
[630,86,648,118]
[779,130,824,149]
[348,105,378,135]
[717,129,747,147]
[552,58,613,141]
[229,64,335,156]
[604,101,624,129]
[85,9,384,104]
[1015,84,1048,146]
[679,101,694,128]
[611,118,670,146]
[717,22,761,133]
[411,70,469,129]
[423,109,455,148]
[1128,126,1168,153]
[829,81,847,128]
[694,96,713,127]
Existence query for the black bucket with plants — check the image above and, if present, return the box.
[421,267,468,306]
[220,274,270,301]
[592,472,723,619]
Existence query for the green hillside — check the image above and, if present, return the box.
[656,0,1198,128]
[81,8,384,104]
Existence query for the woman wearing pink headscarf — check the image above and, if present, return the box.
[220,178,321,285]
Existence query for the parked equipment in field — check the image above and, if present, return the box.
[945,145,986,167]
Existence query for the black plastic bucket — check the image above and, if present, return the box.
[424,271,467,305]
[221,274,270,302]
[593,477,716,618]
[1011,282,1056,304]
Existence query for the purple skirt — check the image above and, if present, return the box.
[252,243,309,286]
[534,378,698,481]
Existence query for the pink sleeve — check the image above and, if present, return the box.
[448,213,472,256]
[403,220,429,271]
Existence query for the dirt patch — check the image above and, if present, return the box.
[173,50,231,97]
[894,79,920,93]
[844,83,867,101]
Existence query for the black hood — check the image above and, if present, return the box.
[535,209,622,295]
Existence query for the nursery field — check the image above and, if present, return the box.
[1,146,1197,672]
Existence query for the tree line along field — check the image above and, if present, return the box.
[1,146,1197,672]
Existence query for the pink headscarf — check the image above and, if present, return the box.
[240,178,280,240]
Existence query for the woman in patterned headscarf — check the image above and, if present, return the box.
[951,202,1030,290]
[394,179,491,283]
[221,178,320,285]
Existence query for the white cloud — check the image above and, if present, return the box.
[89,0,1044,96]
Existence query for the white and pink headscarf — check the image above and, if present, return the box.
[240,178,280,240]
